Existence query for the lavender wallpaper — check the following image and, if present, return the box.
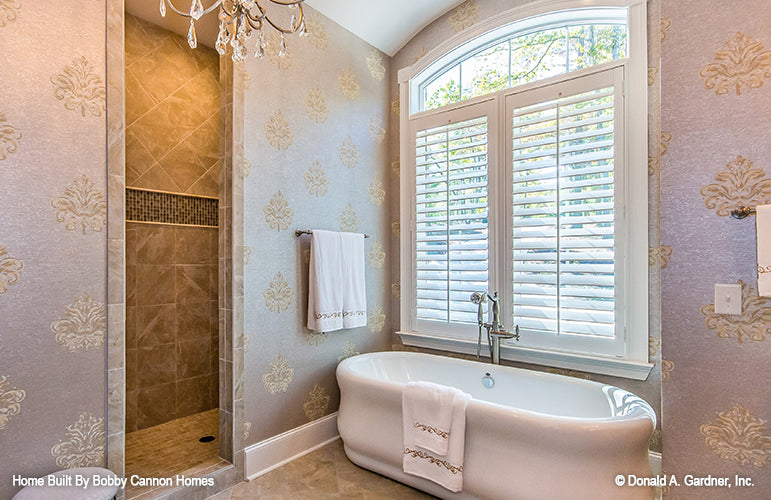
[0,1,108,498]
[240,6,392,446]
[660,0,771,497]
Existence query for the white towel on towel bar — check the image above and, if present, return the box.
[402,381,470,492]
[757,205,771,297]
[307,230,367,332]
[340,231,367,329]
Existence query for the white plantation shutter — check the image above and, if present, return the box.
[508,67,623,355]
[413,106,492,329]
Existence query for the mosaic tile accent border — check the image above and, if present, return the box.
[126,188,218,227]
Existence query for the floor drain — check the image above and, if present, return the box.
[199,435,215,443]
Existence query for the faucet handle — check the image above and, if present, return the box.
[490,328,515,339]
[491,325,520,341]
[470,292,486,305]
[470,291,486,325]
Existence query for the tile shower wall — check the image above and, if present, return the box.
[125,222,219,432]
[124,13,220,433]
[660,1,771,497]
[389,0,665,453]
[0,1,108,498]
[125,14,219,197]
[240,6,391,445]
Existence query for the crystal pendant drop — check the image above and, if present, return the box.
[159,0,166,17]
[255,28,266,58]
[231,39,246,63]
[215,39,227,55]
[187,19,198,49]
[278,34,288,58]
[299,21,308,38]
[190,0,204,20]
[237,15,248,39]
[215,33,227,55]
[290,13,298,31]
[216,20,228,55]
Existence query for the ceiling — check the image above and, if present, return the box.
[305,0,464,56]
[126,0,464,56]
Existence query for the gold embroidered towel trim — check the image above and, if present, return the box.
[414,422,449,440]
[404,448,462,474]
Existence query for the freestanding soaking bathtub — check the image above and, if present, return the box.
[337,351,656,500]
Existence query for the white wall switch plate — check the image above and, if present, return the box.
[714,284,742,315]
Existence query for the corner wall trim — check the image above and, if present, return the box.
[245,412,339,480]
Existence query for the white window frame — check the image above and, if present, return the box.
[398,0,651,380]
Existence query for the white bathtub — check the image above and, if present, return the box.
[337,351,655,500]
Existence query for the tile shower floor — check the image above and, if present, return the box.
[206,439,436,499]
[126,408,227,499]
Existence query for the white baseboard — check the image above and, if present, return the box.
[244,412,339,480]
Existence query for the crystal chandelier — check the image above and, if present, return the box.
[160,0,307,62]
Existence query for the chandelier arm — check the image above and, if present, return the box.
[267,0,305,5]
[242,1,266,23]
[242,14,263,32]
[261,6,304,34]
[163,0,224,18]
[220,0,240,18]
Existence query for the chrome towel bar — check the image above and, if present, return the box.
[295,229,369,238]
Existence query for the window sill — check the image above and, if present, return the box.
[396,331,654,381]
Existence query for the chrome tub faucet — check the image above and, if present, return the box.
[470,291,520,364]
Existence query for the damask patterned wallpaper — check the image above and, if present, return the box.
[661,1,771,497]
[241,6,391,445]
[389,0,665,453]
[0,0,108,498]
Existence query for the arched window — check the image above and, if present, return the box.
[415,8,628,111]
[398,0,651,380]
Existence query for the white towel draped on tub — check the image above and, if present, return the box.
[307,230,367,332]
[402,381,471,493]
[757,205,771,297]
[404,381,457,455]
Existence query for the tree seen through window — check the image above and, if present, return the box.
[424,24,627,110]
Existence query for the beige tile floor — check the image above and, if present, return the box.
[206,439,436,500]
[126,409,227,499]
